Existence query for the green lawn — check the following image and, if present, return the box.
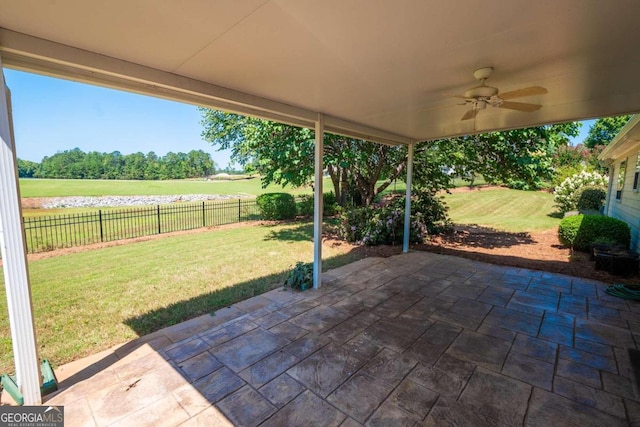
[0,186,561,374]
[0,220,363,375]
[22,199,261,253]
[19,177,334,198]
[442,188,560,232]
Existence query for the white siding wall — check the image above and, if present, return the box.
[608,150,640,253]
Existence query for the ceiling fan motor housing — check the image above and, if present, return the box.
[464,85,499,99]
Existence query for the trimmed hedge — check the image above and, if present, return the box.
[558,214,630,251]
[574,185,606,211]
[256,193,297,220]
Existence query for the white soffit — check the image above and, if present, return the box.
[599,115,640,162]
[1,0,640,142]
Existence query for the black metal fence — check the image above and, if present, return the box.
[23,198,260,254]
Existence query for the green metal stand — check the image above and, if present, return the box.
[1,359,58,405]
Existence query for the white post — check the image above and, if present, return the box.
[604,164,614,215]
[403,142,414,253]
[0,63,42,405]
[313,114,324,289]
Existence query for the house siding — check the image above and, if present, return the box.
[607,151,640,253]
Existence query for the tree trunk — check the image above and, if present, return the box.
[327,165,341,203]
[339,167,349,206]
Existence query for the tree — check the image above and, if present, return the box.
[123,152,147,180]
[584,115,632,148]
[200,109,413,206]
[144,151,160,179]
[430,122,580,190]
[186,150,216,177]
[26,148,215,180]
[200,108,580,203]
[17,159,40,178]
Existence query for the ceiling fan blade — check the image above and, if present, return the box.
[461,109,478,121]
[498,101,542,112]
[499,86,548,100]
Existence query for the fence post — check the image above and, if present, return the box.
[157,205,161,234]
[202,201,206,227]
[238,199,241,222]
[99,210,104,242]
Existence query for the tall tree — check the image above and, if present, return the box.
[199,109,413,205]
[17,159,40,178]
[27,148,215,180]
[429,122,580,189]
[584,115,632,148]
[200,108,579,203]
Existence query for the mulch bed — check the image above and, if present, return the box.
[413,225,640,285]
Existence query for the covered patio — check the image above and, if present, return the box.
[2,0,640,413]
[44,251,640,426]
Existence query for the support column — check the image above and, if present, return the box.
[403,142,414,253]
[313,114,324,289]
[604,164,614,216]
[0,63,41,404]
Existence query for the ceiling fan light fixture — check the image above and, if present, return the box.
[475,100,487,110]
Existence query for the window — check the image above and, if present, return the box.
[634,153,640,191]
[617,159,627,200]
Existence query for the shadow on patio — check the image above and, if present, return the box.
[432,224,536,249]
[43,251,640,426]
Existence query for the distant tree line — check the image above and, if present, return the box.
[17,148,216,180]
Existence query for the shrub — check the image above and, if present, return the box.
[339,190,451,246]
[552,165,584,187]
[553,170,608,213]
[283,262,313,291]
[400,190,452,234]
[297,192,340,217]
[506,180,538,191]
[574,185,607,211]
[339,207,371,243]
[296,195,313,216]
[256,193,297,220]
[558,214,630,251]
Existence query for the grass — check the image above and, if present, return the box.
[22,199,261,253]
[373,176,488,198]
[22,207,120,218]
[19,177,334,198]
[0,185,561,374]
[442,188,560,232]
[0,220,363,375]
[20,176,482,200]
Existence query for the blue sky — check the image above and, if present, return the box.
[5,69,592,166]
[5,69,233,167]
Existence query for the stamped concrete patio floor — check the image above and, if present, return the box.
[45,252,640,426]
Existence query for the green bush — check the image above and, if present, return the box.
[574,185,606,211]
[558,214,630,251]
[553,170,608,213]
[552,165,584,187]
[283,262,313,291]
[339,190,451,246]
[297,192,340,217]
[506,179,540,191]
[256,193,297,220]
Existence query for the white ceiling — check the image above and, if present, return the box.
[1,0,640,143]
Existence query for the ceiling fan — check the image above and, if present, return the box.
[449,67,548,121]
